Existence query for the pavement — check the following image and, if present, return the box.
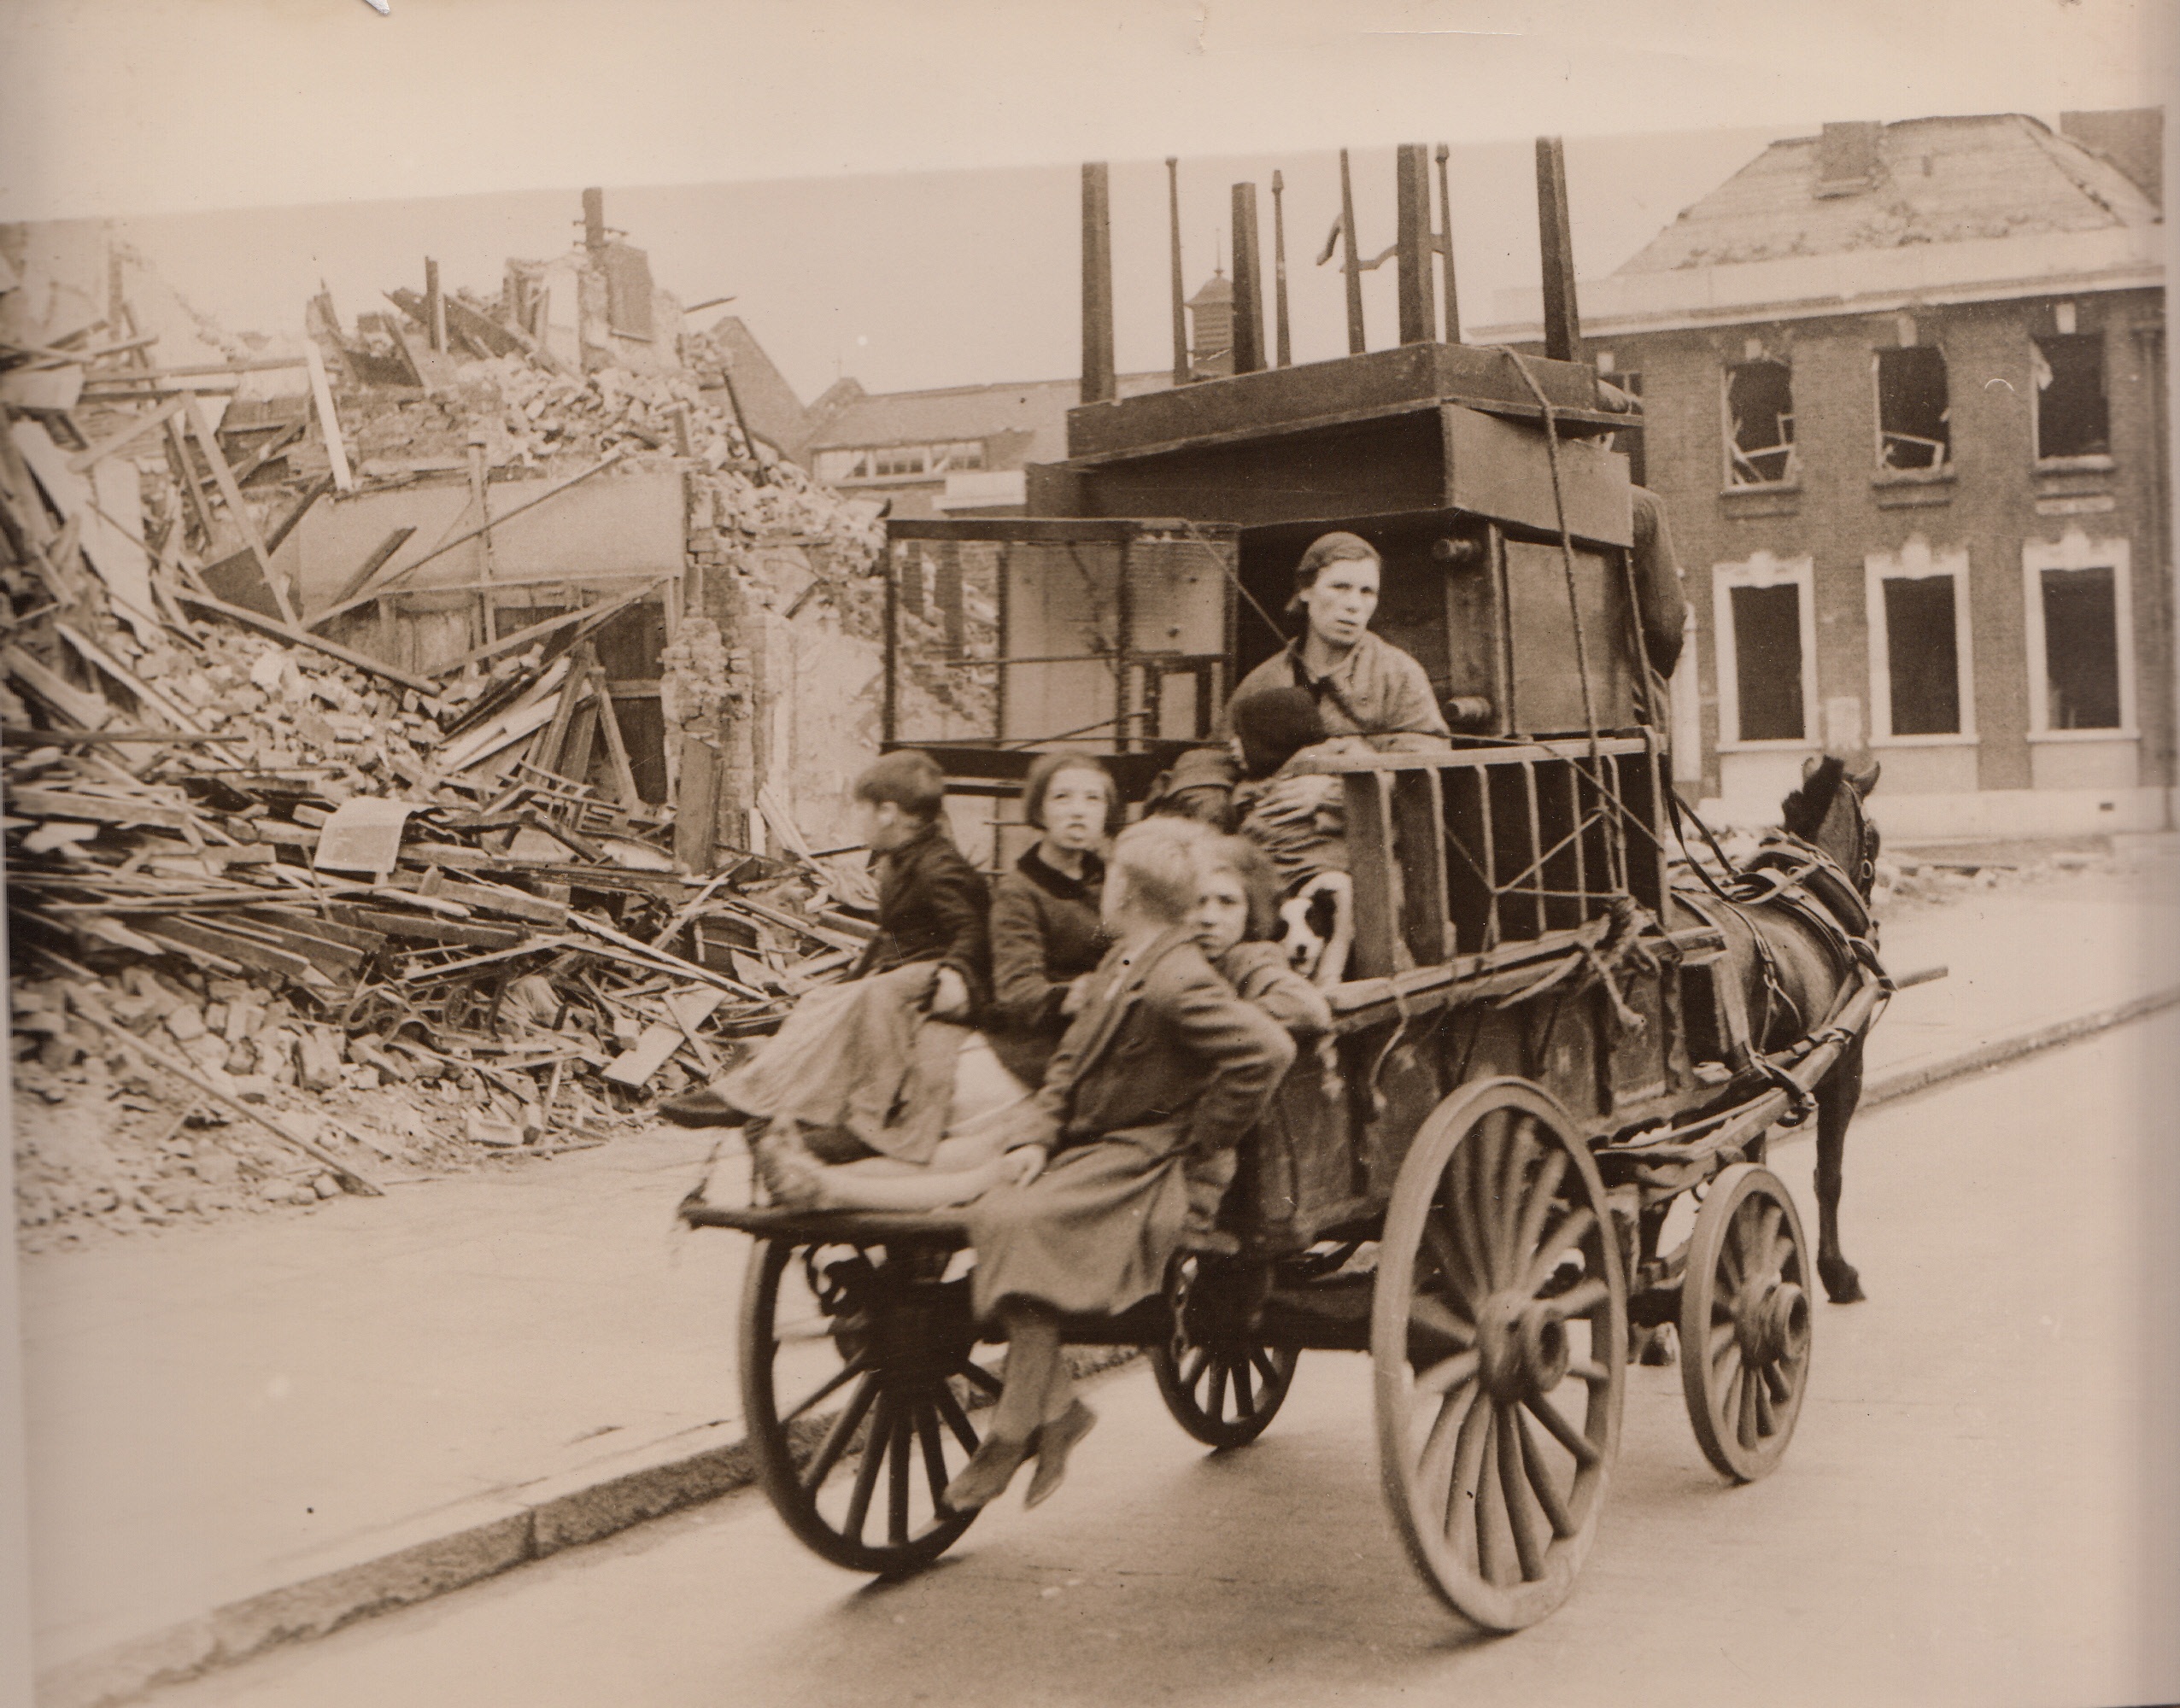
[16,857,2180,1708]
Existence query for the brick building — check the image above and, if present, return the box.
[1483,111,2171,840]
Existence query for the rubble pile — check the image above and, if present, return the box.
[3,278,894,1249]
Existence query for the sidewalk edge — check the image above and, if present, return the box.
[34,994,2180,1708]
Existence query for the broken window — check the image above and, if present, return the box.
[1876,347,1950,471]
[2032,334,2109,460]
[1726,360,1796,486]
[1728,582,1805,740]
[1880,576,1961,734]
[2039,564,2123,728]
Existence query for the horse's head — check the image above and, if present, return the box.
[1780,755,1881,899]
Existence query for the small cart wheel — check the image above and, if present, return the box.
[1371,1079,1627,1632]
[1152,1339,1298,1448]
[1679,1164,1814,1483]
[741,1237,1001,1576]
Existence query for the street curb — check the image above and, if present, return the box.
[35,1344,1143,1708]
[35,991,2180,1707]
[1860,984,2180,1109]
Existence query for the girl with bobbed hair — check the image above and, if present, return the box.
[985,752,1122,1086]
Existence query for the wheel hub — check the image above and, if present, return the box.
[1477,1290,1572,1401]
[1738,1278,1809,1366]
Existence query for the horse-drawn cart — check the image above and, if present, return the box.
[677,149,1895,1627]
[680,724,1890,1627]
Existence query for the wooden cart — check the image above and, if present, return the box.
[680,289,1890,1627]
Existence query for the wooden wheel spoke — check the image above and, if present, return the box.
[1415,1347,1481,1401]
[1231,1355,1257,1417]
[1444,1383,1496,1547]
[931,1376,980,1454]
[1566,1358,1613,1387]
[1753,1367,1779,1439]
[953,1359,1004,1397]
[1524,1208,1598,1296]
[1750,1203,1784,1283]
[1735,1365,1761,1450]
[781,1358,868,1426]
[1474,1408,1512,1586]
[1515,1407,1579,1539]
[1522,1392,1602,1470]
[802,1371,882,1492]
[1497,1402,1550,1581]
[1180,1347,1209,1393]
[1448,1140,1495,1292]
[1421,1214,1484,1311]
[1489,1115,1536,1281]
[885,1401,913,1546]
[1762,1359,1793,1405]
[914,1394,952,1508]
[1251,1348,1283,1388]
[1540,1273,1609,1322]
[1409,1292,1477,1354]
[841,1390,895,1541]
[1209,1358,1231,1423]
[1511,1148,1571,1271]
[1415,1384,1474,1521]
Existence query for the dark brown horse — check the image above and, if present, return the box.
[1671,755,1883,1304]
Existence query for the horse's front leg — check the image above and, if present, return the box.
[1814,1038,1866,1302]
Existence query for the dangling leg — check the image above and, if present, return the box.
[943,1301,1058,1512]
[1814,1039,1866,1303]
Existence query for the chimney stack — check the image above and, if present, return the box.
[583,187,607,251]
[1814,122,1884,198]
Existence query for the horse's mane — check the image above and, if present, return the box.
[1780,755,1846,841]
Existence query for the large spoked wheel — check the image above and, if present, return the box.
[1679,1163,1814,1483]
[740,1237,1003,1576]
[1152,1339,1298,1448]
[1371,1079,1627,1631]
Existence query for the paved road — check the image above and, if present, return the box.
[148,1015,2180,1708]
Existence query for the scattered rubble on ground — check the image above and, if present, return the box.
[2,255,892,1251]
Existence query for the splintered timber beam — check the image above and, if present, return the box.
[1535,136,1582,363]
[1395,143,1435,346]
[1080,163,1116,406]
[1230,183,1266,375]
[1167,158,1189,385]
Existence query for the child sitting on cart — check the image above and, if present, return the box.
[667,750,1020,1187]
[942,817,1297,1515]
[1228,684,1368,988]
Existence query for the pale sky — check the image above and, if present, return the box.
[103,133,1775,403]
[4,0,2171,405]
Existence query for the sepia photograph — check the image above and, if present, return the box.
[1,5,2175,1705]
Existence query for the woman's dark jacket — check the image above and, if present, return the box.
[986,845,1107,1085]
[851,820,992,1009]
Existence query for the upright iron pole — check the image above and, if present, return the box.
[1230,183,1267,374]
[1434,143,1461,343]
[1167,157,1190,384]
[1081,162,1116,404]
[1339,149,1366,354]
[1271,170,1292,367]
[1535,137,1582,363]
[1394,143,1435,345]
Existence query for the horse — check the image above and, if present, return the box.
[1668,754,1883,1307]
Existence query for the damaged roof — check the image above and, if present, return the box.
[807,372,1168,463]
[1618,113,2160,275]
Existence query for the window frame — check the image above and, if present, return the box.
[1712,552,1819,752]
[2031,330,2113,468]
[2022,529,2137,742]
[1864,540,1977,747]
[1721,356,1798,490]
[1871,345,1952,475]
